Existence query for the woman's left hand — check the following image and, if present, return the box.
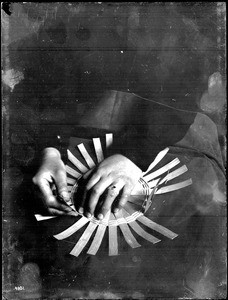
[77,154,142,220]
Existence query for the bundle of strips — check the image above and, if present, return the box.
[35,134,192,257]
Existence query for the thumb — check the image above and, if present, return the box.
[55,169,70,204]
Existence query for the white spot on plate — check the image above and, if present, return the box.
[2,69,24,91]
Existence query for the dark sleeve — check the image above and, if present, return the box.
[109,95,197,171]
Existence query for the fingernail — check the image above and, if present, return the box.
[98,213,103,220]
[86,212,92,218]
[78,207,84,214]
[113,208,119,213]
[67,211,78,217]
[61,192,69,201]
[65,206,72,212]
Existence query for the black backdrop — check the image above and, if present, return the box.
[2,2,226,299]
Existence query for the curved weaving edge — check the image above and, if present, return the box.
[35,133,192,257]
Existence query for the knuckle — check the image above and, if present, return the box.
[96,167,107,177]
[91,186,101,195]
[32,176,37,184]
[108,190,119,198]
[85,183,91,191]
[118,199,126,208]
[32,176,40,185]
[125,181,133,190]
[102,204,111,211]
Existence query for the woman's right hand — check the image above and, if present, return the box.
[32,147,73,215]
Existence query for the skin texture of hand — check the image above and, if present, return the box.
[32,148,72,215]
[78,154,143,220]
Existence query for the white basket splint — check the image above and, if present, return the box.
[35,134,192,257]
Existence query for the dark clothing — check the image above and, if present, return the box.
[37,104,226,298]
[38,90,197,171]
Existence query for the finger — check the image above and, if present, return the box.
[85,172,101,190]
[77,172,101,214]
[55,169,70,203]
[48,207,66,216]
[114,183,133,212]
[82,168,95,180]
[85,177,113,218]
[38,178,72,213]
[98,181,125,220]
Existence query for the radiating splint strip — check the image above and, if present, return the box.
[53,216,89,240]
[114,210,141,248]
[93,138,104,163]
[128,221,161,244]
[105,133,113,148]
[137,215,178,239]
[109,213,118,256]
[87,224,106,255]
[159,165,188,185]
[143,158,180,182]
[67,204,77,213]
[35,214,57,221]
[87,210,110,255]
[67,177,76,185]
[122,207,161,244]
[147,165,188,189]
[67,149,89,173]
[155,179,192,194]
[118,222,141,248]
[66,165,82,179]
[77,143,96,169]
[109,225,118,256]
[70,222,98,257]
[143,148,169,175]
[147,178,161,189]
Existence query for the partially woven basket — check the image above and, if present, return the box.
[35,133,192,257]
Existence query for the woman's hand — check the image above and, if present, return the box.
[32,148,72,215]
[78,154,142,220]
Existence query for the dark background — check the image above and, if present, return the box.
[2,2,226,299]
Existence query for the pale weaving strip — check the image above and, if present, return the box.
[143,147,169,175]
[137,215,178,239]
[109,213,118,256]
[147,178,161,189]
[159,165,188,185]
[93,138,104,163]
[77,143,96,169]
[115,210,141,248]
[53,216,89,240]
[70,222,98,257]
[122,207,160,244]
[143,158,180,182]
[66,165,82,179]
[67,149,89,173]
[155,179,192,194]
[128,221,161,244]
[105,133,113,148]
[35,214,57,221]
[67,177,76,185]
[87,211,110,255]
